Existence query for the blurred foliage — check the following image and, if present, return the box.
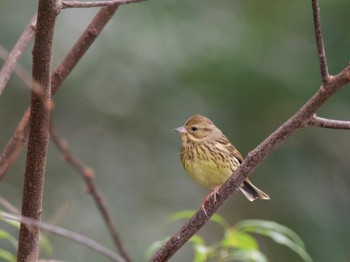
[1,0,350,261]
[147,211,312,262]
[0,211,52,261]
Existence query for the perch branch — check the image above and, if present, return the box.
[1,212,125,262]
[150,58,350,262]
[17,1,59,261]
[151,3,342,260]
[308,115,350,129]
[50,127,131,262]
[0,5,119,182]
[62,0,145,9]
[0,14,37,95]
[150,67,350,262]
[312,0,329,83]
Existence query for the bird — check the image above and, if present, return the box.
[174,114,269,215]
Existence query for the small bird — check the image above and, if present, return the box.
[174,114,269,215]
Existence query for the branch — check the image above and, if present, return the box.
[0,44,52,109]
[50,127,131,262]
[62,0,145,9]
[51,5,119,94]
[1,212,125,262]
[308,115,350,129]
[0,5,119,182]
[0,14,36,95]
[0,110,30,182]
[17,1,59,261]
[150,67,350,261]
[312,0,329,83]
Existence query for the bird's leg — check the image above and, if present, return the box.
[201,186,221,217]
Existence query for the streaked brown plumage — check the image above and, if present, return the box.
[174,115,269,214]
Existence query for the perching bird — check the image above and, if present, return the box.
[174,114,269,214]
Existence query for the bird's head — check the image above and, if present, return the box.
[174,115,221,143]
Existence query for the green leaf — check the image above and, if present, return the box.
[0,212,20,229]
[145,237,169,260]
[166,210,229,229]
[222,228,259,250]
[166,210,196,224]
[39,233,53,254]
[0,229,17,249]
[235,220,312,262]
[230,249,268,262]
[0,248,16,262]
[190,235,211,262]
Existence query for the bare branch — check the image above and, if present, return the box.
[0,196,20,214]
[0,5,119,182]
[308,114,350,129]
[0,45,52,110]
[17,1,59,261]
[1,212,125,262]
[52,5,119,93]
[62,0,145,9]
[0,110,30,182]
[50,127,131,262]
[0,14,36,95]
[150,66,350,261]
[312,0,329,83]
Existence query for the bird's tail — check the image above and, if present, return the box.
[239,178,270,201]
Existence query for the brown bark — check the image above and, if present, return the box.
[17,1,59,261]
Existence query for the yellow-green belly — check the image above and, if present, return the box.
[182,157,233,190]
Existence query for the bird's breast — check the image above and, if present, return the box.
[180,144,232,190]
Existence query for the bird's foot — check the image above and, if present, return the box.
[201,186,221,217]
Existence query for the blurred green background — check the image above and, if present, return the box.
[1,0,350,261]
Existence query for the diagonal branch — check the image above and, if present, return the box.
[0,5,119,182]
[50,127,131,262]
[1,212,125,262]
[308,115,350,129]
[150,67,350,261]
[0,110,30,181]
[62,0,145,9]
[312,0,329,83]
[0,14,37,95]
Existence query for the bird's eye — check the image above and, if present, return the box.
[191,126,198,132]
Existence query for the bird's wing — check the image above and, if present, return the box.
[217,136,244,163]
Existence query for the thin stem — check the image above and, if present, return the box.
[62,0,145,9]
[50,127,131,262]
[0,45,52,109]
[0,14,37,95]
[312,0,329,83]
[17,1,59,261]
[0,110,30,182]
[1,212,125,262]
[308,115,350,129]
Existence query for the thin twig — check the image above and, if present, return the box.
[62,0,145,9]
[0,45,52,110]
[0,212,125,262]
[312,0,329,83]
[0,196,20,214]
[0,14,37,95]
[0,5,119,182]
[308,114,350,129]
[150,66,350,261]
[0,110,30,182]
[50,127,131,262]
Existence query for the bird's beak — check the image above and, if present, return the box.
[173,126,187,134]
